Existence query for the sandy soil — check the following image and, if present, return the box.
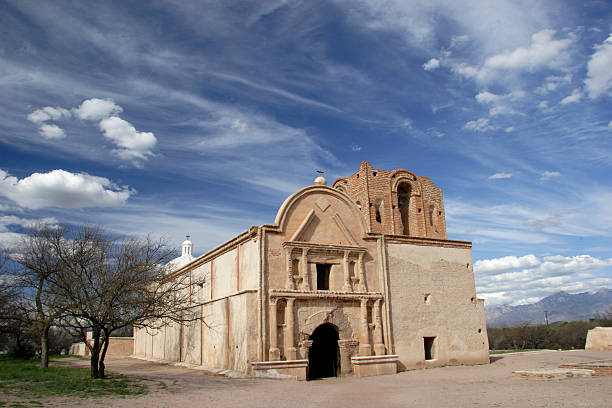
[28,350,612,407]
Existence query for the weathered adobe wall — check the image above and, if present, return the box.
[69,336,133,357]
[332,161,446,239]
[585,327,612,350]
[386,243,489,370]
[133,234,261,372]
[133,292,258,372]
[188,237,260,303]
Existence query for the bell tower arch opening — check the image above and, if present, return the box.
[307,323,340,380]
[397,182,411,235]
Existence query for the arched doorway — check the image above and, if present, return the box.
[308,323,340,380]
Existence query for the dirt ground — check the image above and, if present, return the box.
[36,350,612,407]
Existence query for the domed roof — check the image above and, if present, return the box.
[314,176,327,185]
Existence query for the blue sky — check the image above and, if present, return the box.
[1,0,611,307]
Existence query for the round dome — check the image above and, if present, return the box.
[181,239,193,246]
[314,175,327,185]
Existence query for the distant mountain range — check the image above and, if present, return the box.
[485,288,612,328]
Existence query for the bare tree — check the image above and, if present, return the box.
[0,249,22,349]
[51,226,194,378]
[11,226,67,367]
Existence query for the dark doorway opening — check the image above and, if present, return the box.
[308,324,339,380]
[316,264,331,290]
[424,336,436,360]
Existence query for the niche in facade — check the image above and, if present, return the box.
[397,183,411,235]
[374,199,383,223]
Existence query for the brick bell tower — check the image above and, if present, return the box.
[332,161,447,239]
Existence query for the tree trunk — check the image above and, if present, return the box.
[90,329,101,378]
[40,325,50,368]
[98,330,110,379]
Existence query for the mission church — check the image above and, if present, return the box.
[133,161,489,379]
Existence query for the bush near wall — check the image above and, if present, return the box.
[488,318,612,350]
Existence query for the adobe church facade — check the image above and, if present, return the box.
[133,161,489,379]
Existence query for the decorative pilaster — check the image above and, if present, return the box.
[338,339,358,375]
[359,298,372,356]
[269,298,280,361]
[373,299,386,355]
[357,252,367,292]
[285,247,295,290]
[285,297,297,360]
[300,248,311,290]
[299,340,313,360]
[342,251,352,292]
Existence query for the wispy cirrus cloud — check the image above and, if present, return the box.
[488,172,513,180]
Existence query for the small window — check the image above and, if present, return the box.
[375,199,383,223]
[424,337,436,360]
[316,264,331,290]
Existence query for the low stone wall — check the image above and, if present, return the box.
[585,327,612,350]
[250,359,308,380]
[351,354,398,377]
[69,335,134,357]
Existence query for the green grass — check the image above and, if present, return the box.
[0,355,145,405]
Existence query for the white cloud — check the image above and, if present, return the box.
[609,120,612,128]
[74,98,123,121]
[0,169,132,210]
[525,210,563,231]
[483,29,573,72]
[422,58,440,71]
[560,88,582,104]
[536,74,572,94]
[27,106,71,123]
[453,63,478,78]
[475,253,612,306]
[230,119,247,132]
[464,117,493,132]
[475,90,525,116]
[0,215,58,232]
[38,124,66,139]
[475,254,540,275]
[453,29,574,82]
[98,116,157,162]
[27,106,71,139]
[540,170,561,181]
[474,91,498,104]
[584,34,612,98]
[351,145,362,151]
[504,127,514,133]
[450,34,469,48]
[488,172,513,180]
[538,100,549,109]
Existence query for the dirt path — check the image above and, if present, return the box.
[45,350,612,407]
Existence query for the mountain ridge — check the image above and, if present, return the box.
[485,288,612,328]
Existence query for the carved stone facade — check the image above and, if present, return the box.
[133,161,489,379]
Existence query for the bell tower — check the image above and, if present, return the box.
[332,161,446,239]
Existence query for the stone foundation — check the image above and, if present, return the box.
[351,354,398,377]
[250,360,308,380]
